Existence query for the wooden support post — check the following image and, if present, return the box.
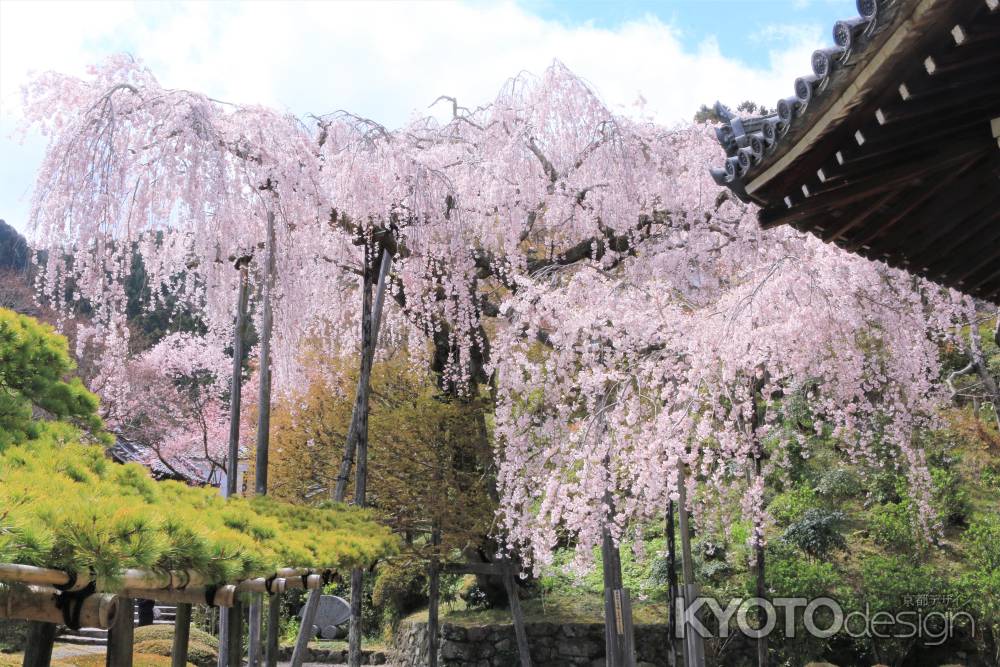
[427,549,440,667]
[348,241,376,667]
[226,597,244,667]
[23,622,56,667]
[290,589,321,667]
[226,258,250,498]
[106,597,134,667]
[502,563,532,667]
[172,603,192,667]
[255,209,276,496]
[220,258,250,666]
[248,593,263,667]
[678,461,705,667]
[666,500,680,667]
[265,593,280,667]
[600,465,635,667]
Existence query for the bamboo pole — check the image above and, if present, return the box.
[0,564,325,594]
[0,586,118,629]
[172,603,192,667]
[0,564,91,591]
[121,586,236,608]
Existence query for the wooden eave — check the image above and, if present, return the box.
[711,0,1000,302]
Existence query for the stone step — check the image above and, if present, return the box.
[55,634,107,646]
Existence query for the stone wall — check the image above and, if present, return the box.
[393,620,672,667]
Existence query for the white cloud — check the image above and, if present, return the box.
[0,0,825,232]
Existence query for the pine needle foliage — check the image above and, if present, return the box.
[0,308,397,585]
[0,422,397,584]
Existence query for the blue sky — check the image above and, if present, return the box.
[0,0,854,233]
[522,0,849,65]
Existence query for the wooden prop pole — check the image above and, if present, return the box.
[106,597,134,667]
[427,524,441,667]
[344,241,378,667]
[678,460,706,667]
[255,208,276,495]
[22,622,56,667]
[333,245,393,502]
[0,586,118,629]
[220,258,250,667]
[501,562,533,667]
[172,603,192,667]
[290,589,321,667]
[226,258,250,497]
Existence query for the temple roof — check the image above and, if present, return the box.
[710,0,1000,301]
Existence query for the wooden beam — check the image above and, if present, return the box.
[857,156,988,253]
[759,146,979,228]
[844,160,971,251]
[825,189,900,243]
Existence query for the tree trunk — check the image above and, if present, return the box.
[968,314,1000,432]
[333,247,392,501]
[172,604,192,667]
[23,622,56,667]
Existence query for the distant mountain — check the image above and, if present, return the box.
[0,220,28,272]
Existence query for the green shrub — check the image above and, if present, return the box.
[781,509,846,559]
[931,467,970,527]
[770,485,818,525]
[963,514,1000,571]
[134,623,219,650]
[814,467,860,498]
[868,501,916,551]
[134,638,216,667]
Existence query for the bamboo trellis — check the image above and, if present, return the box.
[0,562,336,667]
